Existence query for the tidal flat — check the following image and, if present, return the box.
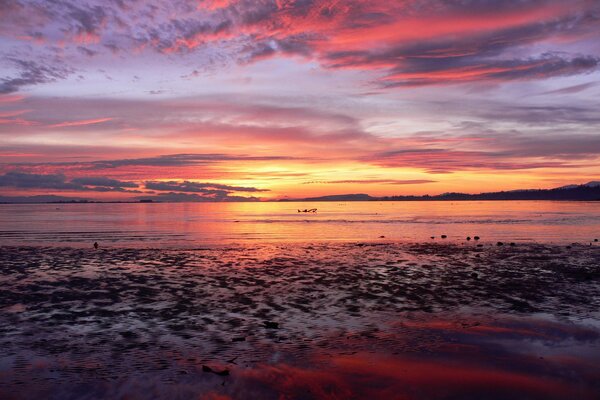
[1,242,599,399]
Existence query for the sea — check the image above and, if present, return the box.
[1,200,598,247]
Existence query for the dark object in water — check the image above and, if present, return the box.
[510,242,516,246]
[232,337,245,342]
[466,237,471,241]
[379,235,385,238]
[441,235,447,239]
[93,242,98,249]
[595,239,598,242]
[470,273,478,279]
[263,321,279,329]
[497,242,504,246]
[202,365,230,376]
[477,244,483,247]
[430,236,435,239]
[297,208,317,213]
[566,245,572,249]
[474,236,480,240]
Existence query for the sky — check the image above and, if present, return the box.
[1,0,599,202]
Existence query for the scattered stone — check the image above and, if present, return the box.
[379,235,385,238]
[441,235,447,239]
[119,331,138,339]
[202,365,230,376]
[510,243,516,247]
[466,237,471,241]
[474,236,480,241]
[263,321,279,329]
[430,236,435,239]
[497,242,504,246]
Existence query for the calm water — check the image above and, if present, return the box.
[0,201,599,247]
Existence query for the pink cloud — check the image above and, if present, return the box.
[47,117,113,128]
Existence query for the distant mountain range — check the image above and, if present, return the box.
[286,181,600,202]
[1,181,599,203]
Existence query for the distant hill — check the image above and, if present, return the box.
[556,181,600,190]
[288,182,600,202]
[1,182,599,203]
[296,193,374,202]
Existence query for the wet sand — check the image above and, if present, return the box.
[1,242,599,399]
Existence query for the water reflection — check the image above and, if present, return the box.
[1,314,598,400]
[214,315,600,400]
[1,201,600,246]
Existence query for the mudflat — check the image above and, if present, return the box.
[1,242,599,399]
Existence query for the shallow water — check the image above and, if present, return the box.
[0,201,599,247]
[1,243,599,399]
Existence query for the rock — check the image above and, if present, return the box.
[476,244,483,247]
[119,331,138,339]
[379,235,385,238]
[441,235,447,239]
[202,365,230,376]
[509,242,516,246]
[93,242,99,249]
[232,337,245,342]
[497,242,504,246]
[474,236,480,241]
[430,236,435,239]
[466,236,471,241]
[594,239,598,242]
[263,321,279,329]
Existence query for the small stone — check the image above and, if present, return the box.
[263,321,279,329]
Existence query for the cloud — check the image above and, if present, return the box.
[2,0,599,93]
[0,171,77,190]
[380,54,600,87]
[71,176,138,188]
[145,180,268,193]
[48,118,113,128]
[539,82,597,95]
[303,179,436,185]
[89,153,295,169]
[64,3,107,43]
[0,171,140,192]
[137,191,259,202]
[0,58,73,94]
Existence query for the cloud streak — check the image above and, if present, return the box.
[0,171,140,192]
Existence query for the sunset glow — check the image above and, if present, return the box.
[1,0,599,201]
